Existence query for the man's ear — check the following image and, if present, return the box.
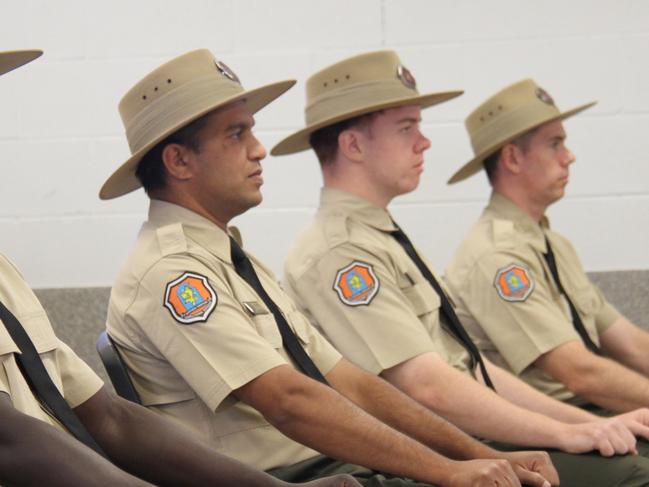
[161,143,195,181]
[500,143,523,175]
[337,128,366,163]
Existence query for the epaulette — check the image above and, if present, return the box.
[323,211,350,248]
[491,219,515,249]
[156,223,188,256]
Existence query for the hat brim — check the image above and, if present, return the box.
[447,101,596,185]
[0,50,42,76]
[99,79,296,200]
[271,90,464,156]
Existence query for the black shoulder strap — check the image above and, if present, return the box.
[543,238,601,355]
[0,300,108,457]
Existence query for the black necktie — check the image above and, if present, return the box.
[229,237,328,384]
[389,224,496,390]
[0,300,108,458]
[543,238,601,354]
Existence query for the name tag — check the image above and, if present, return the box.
[242,301,269,316]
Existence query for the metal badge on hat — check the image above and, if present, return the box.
[397,64,417,90]
[535,87,555,105]
[215,60,240,84]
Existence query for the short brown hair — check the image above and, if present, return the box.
[483,125,540,184]
[309,112,379,165]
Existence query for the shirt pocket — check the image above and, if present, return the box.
[401,281,441,317]
[285,311,312,347]
[251,314,282,349]
[572,285,598,316]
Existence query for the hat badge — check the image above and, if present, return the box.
[397,64,417,90]
[215,60,240,84]
[535,87,555,106]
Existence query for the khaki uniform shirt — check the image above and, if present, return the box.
[446,192,620,402]
[106,200,341,471]
[0,254,102,429]
[283,188,472,376]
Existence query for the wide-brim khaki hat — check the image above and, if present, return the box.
[271,50,463,156]
[100,49,295,200]
[0,50,42,76]
[448,78,596,184]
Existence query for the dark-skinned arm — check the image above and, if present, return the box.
[74,386,360,487]
[0,392,150,487]
[235,361,547,487]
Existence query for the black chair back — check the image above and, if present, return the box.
[96,331,142,404]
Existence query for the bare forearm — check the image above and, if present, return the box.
[486,361,595,423]
[331,361,494,461]
[238,365,460,486]
[78,393,287,487]
[573,360,649,412]
[600,317,649,378]
[0,402,149,487]
[409,360,572,448]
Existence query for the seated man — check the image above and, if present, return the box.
[0,48,357,487]
[102,48,558,487]
[445,79,649,416]
[272,51,649,486]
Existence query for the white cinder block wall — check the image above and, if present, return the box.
[1,0,648,288]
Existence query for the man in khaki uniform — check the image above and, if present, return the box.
[103,48,559,487]
[273,51,649,486]
[0,50,360,487]
[445,79,649,415]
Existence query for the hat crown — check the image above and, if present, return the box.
[303,50,419,125]
[306,50,416,102]
[270,50,463,156]
[466,78,563,158]
[466,79,557,138]
[119,49,244,153]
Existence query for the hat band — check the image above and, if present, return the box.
[126,76,243,153]
[470,103,561,155]
[305,80,419,126]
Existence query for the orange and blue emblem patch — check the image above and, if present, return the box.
[494,264,534,302]
[164,272,217,324]
[333,261,379,306]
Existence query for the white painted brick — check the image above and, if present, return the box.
[621,0,649,34]
[550,196,649,271]
[2,0,89,59]
[0,215,144,288]
[1,0,647,289]
[227,50,315,130]
[233,0,382,50]
[0,139,93,217]
[255,132,322,209]
[566,115,649,196]
[385,0,623,45]
[459,37,622,116]
[392,200,487,274]
[84,0,235,59]
[233,208,317,278]
[620,35,649,112]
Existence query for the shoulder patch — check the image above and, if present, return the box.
[164,272,217,324]
[493,264,534,302]
[333,261,379,306]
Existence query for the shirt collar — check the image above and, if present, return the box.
[484,191,550,252]
[319,187,398,232]
[147,199,241,263]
